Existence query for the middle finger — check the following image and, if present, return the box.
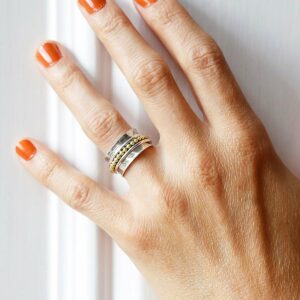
[78,0,200,142]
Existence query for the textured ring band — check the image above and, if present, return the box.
[109,136,149,172]
[105,128,153,176]
[117,141,153,176]
[105,128,137,163]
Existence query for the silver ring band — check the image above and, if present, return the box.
[105,128,153,176]
[105,128,137,163]
[116,139,152,175]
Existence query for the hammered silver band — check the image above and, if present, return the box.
[106,129,153,176]
[116,139,152,175]
[105,128,137,163]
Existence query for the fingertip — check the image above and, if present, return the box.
[35,41,63,68]
[78,0,106,15]
[15,139,37,161]
[134,0,158,9]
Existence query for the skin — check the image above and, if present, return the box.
[17,0,300,299]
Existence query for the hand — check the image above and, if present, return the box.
[15,0,300,299]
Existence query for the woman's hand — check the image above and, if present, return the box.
[15,0,300,299]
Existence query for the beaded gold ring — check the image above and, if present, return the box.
[109,135,148,173]
[105,129,153,176]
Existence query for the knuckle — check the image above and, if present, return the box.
[122,221,159,257]
[235,133,270,161]
[39,156,62,187]
[67,181,92,211]
[119,214,157,257]
[161,185,190,220]
[55,64,83,91]
[231,118,272,161]
[99,13,130,37]
[235,136,260,160]
[133,59,173,97]
[85,109,121,145]
[187,41,225,76]
[197,154,222,189]
[155,6,188,27]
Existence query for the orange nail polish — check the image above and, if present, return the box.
[78,0,106,14]
[36,42,62,68]
[16,140,37,161]
[135,0,157,8]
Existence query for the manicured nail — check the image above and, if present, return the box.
[36,42,62,68]
[16,140,37,161]
[78,0,106,14]
[135,0,157,8]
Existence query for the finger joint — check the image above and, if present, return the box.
[186,41,225,77]
[155,7,188,27]
[85,108,122,146]
[197,154,222,190]
[133,58,173,98]
[55,64,83,91]
[39,156,62,187]
[67,181,92,211]
[98,13,131,38]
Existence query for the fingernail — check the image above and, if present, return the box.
[78,0,106,14]
[16,140,37,161]
[135,0,157,8]
[36,42,62,68]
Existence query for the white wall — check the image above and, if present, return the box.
[0,1,49,299]
[1,0,299,299]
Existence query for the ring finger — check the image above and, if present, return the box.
[77,0,201,145]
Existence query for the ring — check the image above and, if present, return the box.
[106,129,153,176]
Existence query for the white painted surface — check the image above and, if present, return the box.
[0,0,299,299]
